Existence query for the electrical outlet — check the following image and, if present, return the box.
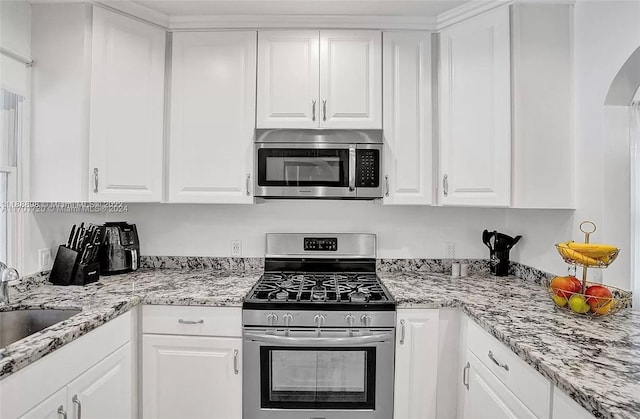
[445,242,455,259]
[231,240,242,257]
[39,248,51,270]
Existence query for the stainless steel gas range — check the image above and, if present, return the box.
[243,233,395,419]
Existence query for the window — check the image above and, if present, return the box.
[0,88,23,265]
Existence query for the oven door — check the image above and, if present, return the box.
[255,143,356,198]
[243,328,394,419]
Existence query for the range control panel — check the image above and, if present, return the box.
[356,149,380,187]
[304,237,338,251]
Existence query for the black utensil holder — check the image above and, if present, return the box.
[49,245,100,286]
[490,249,511,276]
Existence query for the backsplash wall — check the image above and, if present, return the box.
[27,201,584,285]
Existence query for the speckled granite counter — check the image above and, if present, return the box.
[0,268,261,379]
[379,271,639,419]
[1,265,637,419]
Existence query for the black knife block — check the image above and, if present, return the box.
[49,245,100,286]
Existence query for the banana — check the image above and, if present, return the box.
[556,242,600,266]
[566,242,618,258]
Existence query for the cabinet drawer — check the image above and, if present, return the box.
[466,320,551,419]
[142,306,242,337]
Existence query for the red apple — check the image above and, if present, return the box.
[584,285,613,309]
[550,276,581,298]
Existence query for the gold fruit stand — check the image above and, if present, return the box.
[544,221,631,317]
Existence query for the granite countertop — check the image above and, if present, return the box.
[379,271,639,419]
[0,268,261,379]
[0,266,638,419]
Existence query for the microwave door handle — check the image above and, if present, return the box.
[244,332,393,345]
[349,145,356,192]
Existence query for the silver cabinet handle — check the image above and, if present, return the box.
[93,168,99,193]
[322,99,327,121]
[178,319,204,325]
[348,145,356,192]
[312,100,316,122]
[72,395,82,419]
[463,361,470,390]
[246,173,251,196]
[58,406,67,419]
[399,319,405,345]
[233,349,239,375]
[385,175,390,197]
[443,174,449,197]
[488,351,509,371]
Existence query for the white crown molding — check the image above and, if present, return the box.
[436,0,513,30]
[93,0,170,27]
[168,14,438,31]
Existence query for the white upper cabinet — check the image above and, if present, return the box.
[89,7,165,202]
[256,31,319,128]
[319,31,382,129]
[439,6,511,207]
[257,30,381,129]
[383,31,433,205]
[511,3,574,209]
[168,31,257,203]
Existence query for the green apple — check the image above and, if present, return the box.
[568,294,590,314]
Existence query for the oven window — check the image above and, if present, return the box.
[261,347,376,409]
[257,149,348,187]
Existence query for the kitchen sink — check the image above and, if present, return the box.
[0,309,82,348]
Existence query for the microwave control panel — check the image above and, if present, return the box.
[356,149,380,187]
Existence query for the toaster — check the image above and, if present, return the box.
[99,222,140,275]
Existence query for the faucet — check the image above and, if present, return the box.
[0,263,19,305]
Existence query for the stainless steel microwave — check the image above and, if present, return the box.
[254,129,383,199]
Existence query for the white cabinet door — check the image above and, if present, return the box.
[66,343,133,419]
[142,335,242,419]
[19,388,67,419]
[552,387,594,419]
[257,31,319,128]
[320,30,382,129]
[461,350,537,419]
[169,31,256,203]
[394,309,439,419]
[89,7,165,202]
[439,6,511,207]
[382,31,433,205]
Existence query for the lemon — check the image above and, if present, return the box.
[552,295,568,307]
[592,300,614,315]
[568,294,590,314]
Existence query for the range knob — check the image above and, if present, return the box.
[314,313,326,327]
[266,312,278,326]
[345,313,356,327]
[360,314,372,327]
[282,312,294,327]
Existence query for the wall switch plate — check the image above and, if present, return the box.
[445,242,455,259]
[39,248,51,270]
[231,240,242,257]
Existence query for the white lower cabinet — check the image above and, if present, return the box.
[65,342,132,419]
[3,313,134,419]
[19,388,68,419]
[462,350,536,419]
[393,309,439,419]
[552,386,595,419]
[141,306,243,419]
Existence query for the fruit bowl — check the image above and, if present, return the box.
[555,242,619,268]
[543,278,631,317]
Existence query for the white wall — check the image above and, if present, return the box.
[571,0,640,289]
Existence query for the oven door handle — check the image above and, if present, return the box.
[244,333,393,346]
